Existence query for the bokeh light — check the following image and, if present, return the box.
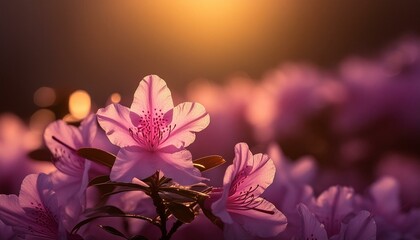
[68,90,91,120]
[33,87,56,108]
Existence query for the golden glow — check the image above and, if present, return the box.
[69,90,91,120]
[63,113,79,123]
[33,87,56,107]
[110,92,122,103]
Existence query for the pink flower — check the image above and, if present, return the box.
[297,203,376,240]
[297,186,376,239]
[97,75,210,185]
[209,143,287,239]
[44,114,111,224]
[0,173,82,239]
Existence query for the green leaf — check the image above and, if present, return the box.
[99,225,127,239]
[167,202,195,223]
[77,147,116,168]
[88,175,110,186]
[193,155,225,172]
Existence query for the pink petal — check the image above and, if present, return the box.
[157,149,206,185]
[297,203,328,240]
[291,155,316,184]
[369,176,400,216]
[230,143,276,198]
[0,194,26,230]
[336,210,376,240]
[19,174,59,238]
[229,198,287,238]
[232,142,253,175]
[110,146,157,182]
[314,186,355,236]
[160,102,210,149]
[50,164,89,228]
[0,219,14,239]
[212,167,235,224]
[97,103,137,147]
[130,75,174,119]
[44,120,83,150]
[79,113,98,145]
[44,120,85,176]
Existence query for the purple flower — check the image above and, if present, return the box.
[0,173,82,239]
[262,144,316,238]
[209,143,287,239]
[97,75,210,185]
[297,186,376,239]
[362,176,420,239]
[44,114,108,225]
[297,204,376,240]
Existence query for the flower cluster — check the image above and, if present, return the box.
[1,37,420,239]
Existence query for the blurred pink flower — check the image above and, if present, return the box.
[0,113,54,194]
[361,176,420,239]
[297,204,376,240]
[209,143,287,239]
[297,185,376,240]
[262,144,316,239]
[97,75,210,185]
[0,173,82,239]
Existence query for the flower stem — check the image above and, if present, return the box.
[149,172,168,239]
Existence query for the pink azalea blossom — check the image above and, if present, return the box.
[361,176,420,239]
[97,75,210,185]
[44,114,111,225]
[297,186,376,239]
[297,203,376,240]
[209,143,287,239]
[0,173,82,239]
[262,144,316,239]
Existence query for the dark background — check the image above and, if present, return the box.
[1,0,420,118]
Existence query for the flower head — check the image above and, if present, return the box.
[209,143,287,239]
[0,173,82,239]
[97,75,210,185]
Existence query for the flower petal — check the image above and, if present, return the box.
[0,194,26,231]
[229,198,287,238]
[369,176,400,216]
[230,143,276,198]
[44,120,85,176]
[314,186,355,236]
[79,113,98,145]
[160,102,210,149]
[130,75,174,119]
[19,174,59,238]
[109,146,157,182]
[297,203,328,240]
[157,149,206,185]
[336,210,376,240]
[97,103,137,148]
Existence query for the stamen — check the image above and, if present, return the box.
[129,109,174,150]
[52,136,76,152]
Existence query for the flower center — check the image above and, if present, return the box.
[229,168,275,215]
[26,201,58,236]
[129,109,175,151]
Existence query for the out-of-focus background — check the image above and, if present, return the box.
[1,1,420,117]
[1,1,420,208]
